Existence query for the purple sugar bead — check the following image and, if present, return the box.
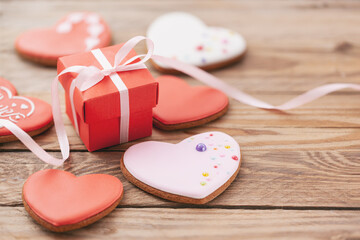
[196,143,207,152]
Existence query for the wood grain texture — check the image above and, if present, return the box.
[1,0,360,239]
[0,151,359,208]
[2,94,360,151]
[1,207,360,240]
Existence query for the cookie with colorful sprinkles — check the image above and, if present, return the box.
[147,12,247,73]
[120,132,241,204]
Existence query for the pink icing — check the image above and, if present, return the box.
[123,132,240,199]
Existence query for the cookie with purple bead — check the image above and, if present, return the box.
[147,12,247,73]
[120,132,241,204]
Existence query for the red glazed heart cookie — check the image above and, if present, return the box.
[0,77,53,143]
[153,75,228,130]
[23,169,123,232]
[15,12,111,66]
[121,132,241,204]
[147,12,247,73]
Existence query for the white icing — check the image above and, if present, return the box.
[85,37,100,50]
[87,23,104,36]
[147,12,247,68]
[55,12,105,51]
[123,132,241,199]
[85,14,100,24]
[56,22,72,33]
[21,104,29,109]
[0,86,35,124]
[67,12,84,23]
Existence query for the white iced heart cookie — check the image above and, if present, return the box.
[121,132,241,204]
[147,12,247,72]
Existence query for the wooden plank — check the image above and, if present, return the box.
[1,1,360,92]
[1,0,360,239]
[2,49,360,94]
[2,124,360,151]
[1,150,359,208]
[1,207,359,239]
[2,92,360,151]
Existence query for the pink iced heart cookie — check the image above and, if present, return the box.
[147,12,247,73]
[0,77,53,143]
[15,12,111,66]
[121,132,241,204]
[23,169,123,232]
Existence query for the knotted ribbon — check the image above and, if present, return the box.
[67,36,154,143]
[1,35,360,166]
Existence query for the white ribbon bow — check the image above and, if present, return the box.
[65,36,155,136]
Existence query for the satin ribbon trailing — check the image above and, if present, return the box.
[0,77,69,166]
[1,35,360,166]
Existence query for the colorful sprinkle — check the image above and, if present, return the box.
[201,58,206,64]
[210,133,213,136]
[232,155,239,161]
[225,145,230,149]
[202,172,209,177]
[214,165,218,168]
[222,39,229,44]
[213,148,218,150]
[196,45,204,51]
[211,157,216,160]
[200,181,207,186]
[222,49,228,54]
[206,178,211,181]
[196,143,207,152]
[220,154,226,158]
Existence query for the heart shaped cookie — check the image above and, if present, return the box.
[153,76,228,130]
[0,77,53,143]
[16,12,111,66]
[121,132,241,204]
[23,169,123,232]
[147,12,247,73]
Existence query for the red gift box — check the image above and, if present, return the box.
[58,44,159,151]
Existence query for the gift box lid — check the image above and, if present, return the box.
[58,44,159,124]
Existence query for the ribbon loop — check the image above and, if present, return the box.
[113,36,151,67]
[76,66,105,91]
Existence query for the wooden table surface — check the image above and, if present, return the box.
[1,0,360,239]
